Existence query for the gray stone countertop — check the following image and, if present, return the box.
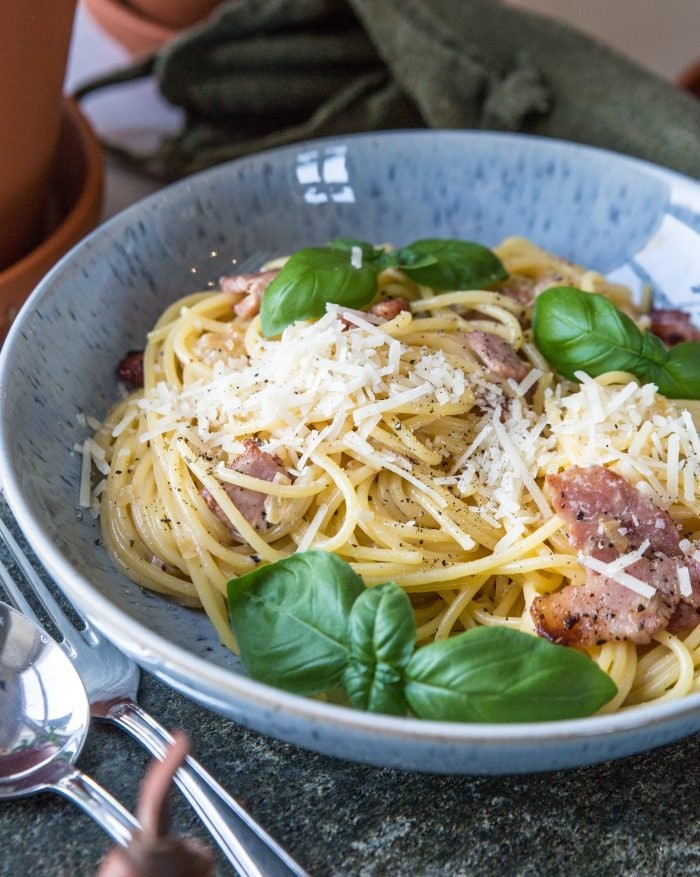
[3,664,700,876]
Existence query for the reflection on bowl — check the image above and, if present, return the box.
[0,99,103,341]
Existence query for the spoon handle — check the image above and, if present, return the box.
[52,767,140,847]
[108,700,309,877]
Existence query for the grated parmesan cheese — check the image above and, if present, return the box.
[602,539,650,575]
[547,378,700,516]
[578,552,657,599]
[678,565,693,597]
[133,307,474,483]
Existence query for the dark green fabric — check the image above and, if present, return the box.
[76,0,700,180]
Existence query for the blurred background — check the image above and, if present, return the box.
[507,0,698,80]
[68,0,700,218]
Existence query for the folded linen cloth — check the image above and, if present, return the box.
[76,0,700,180]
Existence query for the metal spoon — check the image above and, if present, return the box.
[0,602,139,845]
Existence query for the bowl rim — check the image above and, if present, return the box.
[3,128,700,750]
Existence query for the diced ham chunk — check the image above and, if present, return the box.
[339,297,410,331]
[117,350,144,387]
[533,553,682,646]
[464,330,530,382]
[202,439,286,537]
[219,270,279,319]
[499,274,563,307]
[499,280,535,307]
[531,465,700,645]
[668,599,700,633]
[546,465,680,556]
[650,308,700,346]
[368,297,410,320]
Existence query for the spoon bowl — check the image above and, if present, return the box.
[0,601,89,794]
[0,601,138,844]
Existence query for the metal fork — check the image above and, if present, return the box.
[0,513,309,877]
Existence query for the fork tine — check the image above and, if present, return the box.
[0,554,42,623]
[0,514,89,655]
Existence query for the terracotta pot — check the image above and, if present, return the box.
[84,0,223,55]
[0,1,78,270]
[83,0,177,55]
[0,99,104,341]
[128,0,222,30]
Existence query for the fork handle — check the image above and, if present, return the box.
[53,767,140,847]
[108,700,310,877]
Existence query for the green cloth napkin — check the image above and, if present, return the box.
[76,0,700,180]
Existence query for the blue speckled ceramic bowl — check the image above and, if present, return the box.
[2,131,700,774]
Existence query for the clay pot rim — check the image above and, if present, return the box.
[83,0,178,55]
[129,0,222,31]
[0,99,103,316]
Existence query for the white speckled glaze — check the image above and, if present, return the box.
[2,131,700,775]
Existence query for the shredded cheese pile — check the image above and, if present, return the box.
[546,371,700,516]
[132,305,469,467]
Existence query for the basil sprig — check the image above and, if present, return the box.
[259,238,507,337]
[228,551,616,722]
[533,286,700,399]
[343,582,416,716]
[227,551,364,694]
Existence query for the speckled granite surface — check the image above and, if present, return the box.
[4,668,700,877]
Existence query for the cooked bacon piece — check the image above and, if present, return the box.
[650,308,700,346]
[464,330,530,382]
[338,297,410,331]
[219,270,279,319]
[117,350,144,387]
[202,439,286,536]
[668,553,700,630]
[368,297,410,320]
[532,554,681,645]
[531,465,700,645]
[499,274,563,307]
[669,599,700,632]
[546,465,681,556]
[499,277,537,306]
[499,284,533,307]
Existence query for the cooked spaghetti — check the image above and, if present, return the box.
[84,236,700,714]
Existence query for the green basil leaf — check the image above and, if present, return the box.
[404,627,617,722]
[328,238,380,262]
[260,247,381,337]
[637,328,671,367]
[656,340,700,399]
[396,239,508,290]
[227,550,365,695]
[532,286,645,378]
[342,582,416,715]
[532,286,700,399]
[343,660,406,715]
[377,249,438,271]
